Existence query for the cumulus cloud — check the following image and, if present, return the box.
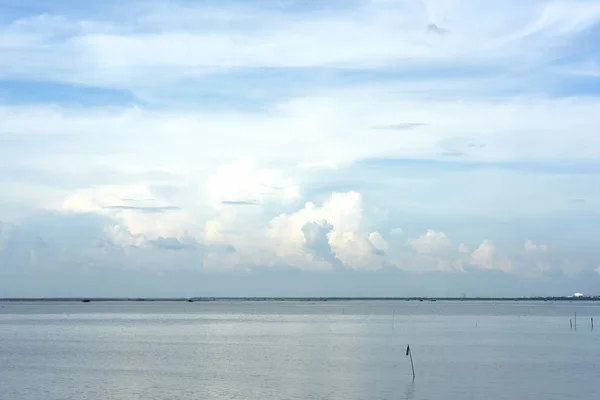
[0,212,236,275]
[148,236,199,250]
[404,229,465,272]
[301,220,340,265]
[518,239,554,277]
[368,232,388,256]
[0,205,596,295]
[470,240,499,270]
[410,229,451,254]
[467,240,517,274]
[525,239,548,253]
[266,191,389,269]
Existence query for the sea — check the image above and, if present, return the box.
[0,300,598,400]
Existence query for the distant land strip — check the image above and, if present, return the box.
[1,297,599,302]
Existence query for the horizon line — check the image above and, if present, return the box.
[1,296,599,302]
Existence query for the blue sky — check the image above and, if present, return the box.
[1,0,600,297]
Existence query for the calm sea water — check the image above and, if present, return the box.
[1,301,598,400]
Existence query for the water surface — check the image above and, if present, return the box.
[1,301,598,399]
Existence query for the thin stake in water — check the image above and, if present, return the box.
[406,344,415,380]
[592,317,594,330]
[570,319,572,329]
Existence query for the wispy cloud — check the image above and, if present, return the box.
[2,0,600,92]
[103,205,181,213]
[221,200,260,206]
[371,123,427,130]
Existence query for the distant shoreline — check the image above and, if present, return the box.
[1,297,599,302]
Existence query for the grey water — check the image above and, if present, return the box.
[1,301,598,400]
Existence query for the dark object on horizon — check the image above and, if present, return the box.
[81,299,91,303]
[187,299,194,302]
[406,345,415,380]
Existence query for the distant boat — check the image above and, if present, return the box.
[81,299,91,303]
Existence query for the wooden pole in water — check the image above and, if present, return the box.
[406,345,415,380]
[570,319,572,329]
[592,317,594,330]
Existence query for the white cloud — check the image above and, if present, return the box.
[518,1,600,37]
[62,184,191,238]
[1,0,600,288]
[267,192,357,258]
[268,192,363,241]
[4,94,600,182]
[0,98,597,275]
[470,240,499,270]
[468,240,516,274]
[0,201,593,280]
[266,191,387,269]
[201,160,300,257]
[368,231,388,254]
[519,239,553,277]
[205,159,298,207]
[525,239,548,253]
[296,160,339,170]
[391,228,405,236]
[410,229,451,254]
[301,220,339,265]
[3,0,600,88]
[404,230,473,272]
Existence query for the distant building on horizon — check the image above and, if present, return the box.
[573,293,584,297]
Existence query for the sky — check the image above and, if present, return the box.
[1,0,600,297]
